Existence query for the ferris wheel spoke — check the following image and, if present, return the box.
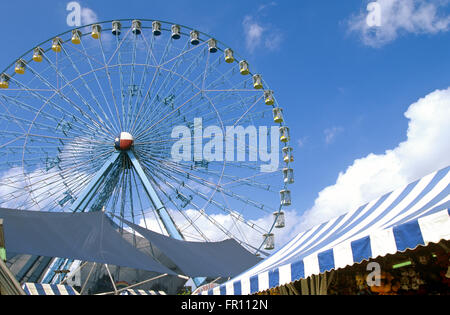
[106,27,133,65]
[139,29,159,66]
[158,40,208,69]
[141,92,263,136]
[115,35,127,134]
[144,162,229,241]
[134,91,201,139]
[123,33,139,131]
[131,46,208,134]
[151,158,275,215]
[143,93,265,137]
[10,150,113,194]
[52,46,118,137]
[166,160,276,193]
[142,157,272,229]
[145,169,210,241]
[4,149,114,199]
[127,60,159,133]
[128,33,186,132]
[127,31,166,128]
[8,76,113,140]
[99,38,124,132]
[79,40,122,133]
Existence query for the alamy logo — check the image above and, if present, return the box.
[66,2,82,27]
[171,118,280,173]
[366,2,382,27]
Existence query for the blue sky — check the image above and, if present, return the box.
[0,0,449,247]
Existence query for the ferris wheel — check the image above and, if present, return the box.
[0,19,294,281]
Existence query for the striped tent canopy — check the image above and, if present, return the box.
[206,165,450,295]
[22,283,79,295]
[119,289,166,295]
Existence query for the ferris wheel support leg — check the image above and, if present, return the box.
[126,150,207,288]
[69,151,121,213]
[126,150,184,240]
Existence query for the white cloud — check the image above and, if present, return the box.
[298,86,450,230]
[297,137,307,148]
[324,127,344,144]
[348,0,450,47]
[81,7,98,25]
[243,16,265,53]
[242,2,283,53]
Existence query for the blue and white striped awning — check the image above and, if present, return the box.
[22,283,79,295]
[119,289,166,295]
[206,166,450,295]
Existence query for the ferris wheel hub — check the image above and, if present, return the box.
[114,132,134,151]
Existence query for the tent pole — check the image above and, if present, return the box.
[60,261,88,285]
[0,219,5,262]
[80,262,97,295]
[96,273,172,295]
[104,264,118,295]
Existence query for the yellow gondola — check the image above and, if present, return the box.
[283,146,294,163]
[71,29,82,45]
[253,74,263,89]
[52,37,62,52]
[15,60,26,75]
[273,107,284,123]
[239,60,250,75]
[33,47,44,62]
[280,126,290,143]
[264,90,274,105]
[224,48,234,63]
[91,24,101,39]
[0,74,10,89]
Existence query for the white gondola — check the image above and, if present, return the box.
[239,60,249,75]
[224,48,234,63]
[52,37,62,52]
[190,30,200,45]
[274,211,285,229]
[15,59,26,75]
[208,38,218,53]
[171,24,181,39]
[152,21,162,36]
[283,168,294,184]
[112,21,122,36]
[0,73,10,89]
[91,24,101,39]
[283,146,294,163]
[253,74,263,89]
[264,90,274,105]
[71,29,82,45]
[279,126,290,143]
[33,47,44,62]
[272,107,284,123]
[263,233,275,250]
[280,189,292,206]
[132,20,142,35]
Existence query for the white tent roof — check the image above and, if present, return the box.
[204,165,450,295]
